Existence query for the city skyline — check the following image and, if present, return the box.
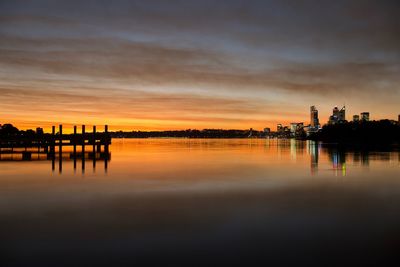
[1,103,397,133]
[1,0,400,131]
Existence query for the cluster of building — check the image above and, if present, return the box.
[265,105,400,138]
[265,105,322,138]
[328,106,346,124]
[327,105,371,125]
[352,112,370,122]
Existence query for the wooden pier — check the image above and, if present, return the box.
[0,125,111,173]
[0,125,111,152]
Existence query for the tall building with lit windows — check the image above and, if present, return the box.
[338,106,346,121]
[329,105,346,124]
[310,106,319,128]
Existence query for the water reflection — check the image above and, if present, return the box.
[295,140,400,177]
[1,139,400,266]
[326,146,347,176]
[308,140,319,175]
[0,147,110,174]
[262,139,397,178]
[1,139,399,178]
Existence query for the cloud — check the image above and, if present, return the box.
[1,34,399,96]
[0,0,399,129]
[0,84,304,131]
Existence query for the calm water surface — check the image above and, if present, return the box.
[1,139,400,266]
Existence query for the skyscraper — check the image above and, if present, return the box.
[333,106,339,118]
[310,106,319,128]
[329,105,346,124]
[338,106,346,121]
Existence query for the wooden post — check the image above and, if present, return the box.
[82,125,86,148]
[104,125,109,154]
[49,126,55,171]
[59,125,62,150]
[82,125,85,173]
[93,126,96,152]
[59,125,62,174]
[73,125,77,153]
[104,125,109,172]
[93,125,96,169]
[73,125,77,171]
[51,126,55,154]
[74,125,77,142]
[37,130,40,153]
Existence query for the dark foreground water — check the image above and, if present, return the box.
[1,139,400,266]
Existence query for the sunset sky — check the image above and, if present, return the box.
[0,0,399,131]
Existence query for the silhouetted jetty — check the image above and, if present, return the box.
[0,125,111,173]
[0,124,111,151]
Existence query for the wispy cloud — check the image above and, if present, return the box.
[0,0,399,130]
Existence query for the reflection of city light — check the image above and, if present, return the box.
[331,150,346,177]
[308,141,319,176]
[333,153,339,167]
[342,163,346,176]
[290,139,296,160]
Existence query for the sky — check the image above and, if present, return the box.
[0,0,399,131]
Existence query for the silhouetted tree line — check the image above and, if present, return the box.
[0,124,44,139]
[309,120,400,144]
[1,124,263,139]
[110,129,263,138]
